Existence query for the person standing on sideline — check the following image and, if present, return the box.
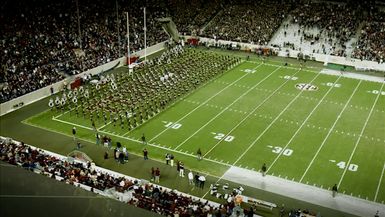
[165,153,170,165]
[198,175,206,189]
[261,163,267,176]
[179,162,184,177]
[141,133,147,145]
[72,127,77,141]
[374,211,379,217]
[143,148,148,160]
[197,148,202,161]
[332,184,338,197]
[176,161,180,173]
[155,168,160,183]
[188,170,194,185]
[96,133,100,145]
[194,173,200,187]
[76,141,81,149]
[151,167,155,181]
[170,154,174,167]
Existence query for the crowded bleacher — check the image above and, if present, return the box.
[1,0,385,104]
[201,0,292,45]
[0,137,247,217]
[352,9,385,63]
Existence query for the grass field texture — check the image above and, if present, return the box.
[25,59,385,204]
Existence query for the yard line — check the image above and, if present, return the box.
[23,121,223,181]
[338,82,384,188]
[266,75,343,172]
[374,162,385,202]
[232,69,323,166]
[119,61,245,137]
[50,116,232,167]
[299,80,363,183]
[174,66,282,150]
[97,121,112,130]
[52,117,93,130]
[148,63,263,143]
[203,67,301,157]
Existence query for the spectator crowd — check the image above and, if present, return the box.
[202,0,293,45]
[2,0,384,103]
[0,137,246,217]
[0,0,167,103]
[352,9,385,63]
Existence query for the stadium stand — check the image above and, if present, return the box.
[201,0,293,45]
[165,0,222,35]
[0,0,167,103]
[352,9,385,63]
[0,137,246,217]
[2,0,385,104]
[271,1,361,57]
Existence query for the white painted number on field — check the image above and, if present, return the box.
[325,82,341,88]
[213,133,234,142]
[283,75,298,80]
[164,122,182,129]
[336,161,358,172]
[269,146,293,156]
[369,90,385,95]
[242,69,256,74]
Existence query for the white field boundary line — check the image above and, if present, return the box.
[246,60,317,74]
[231,70,323,166]
[374,162,385,202]
[203,67,301,158]
[148,63,263,143]
[299,80,363,182]
[266,75,343,172]
[22,120,222,181]
[50,116,232,168]
[338,82,385,187]
[174,66,282,150]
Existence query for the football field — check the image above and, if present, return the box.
[25,60,385,204]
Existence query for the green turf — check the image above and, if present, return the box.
[24,55,385,205]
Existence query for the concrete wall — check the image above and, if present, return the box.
[0,42,166,116]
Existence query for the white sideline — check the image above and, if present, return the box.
[174,64,277,150]
[223,166,385,217]
[148,63,260,143]
[338,83,385,187]
[266,75,343,172]
[320,69,385,83]
[299,80,363,182]
[232,69,323,166]
[203,66,299,158]
[49,116,232,168]
[375,163,385,202]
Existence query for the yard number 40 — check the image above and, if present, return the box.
[336,161,358,172]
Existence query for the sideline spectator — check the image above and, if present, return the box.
[143,148,148,160]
